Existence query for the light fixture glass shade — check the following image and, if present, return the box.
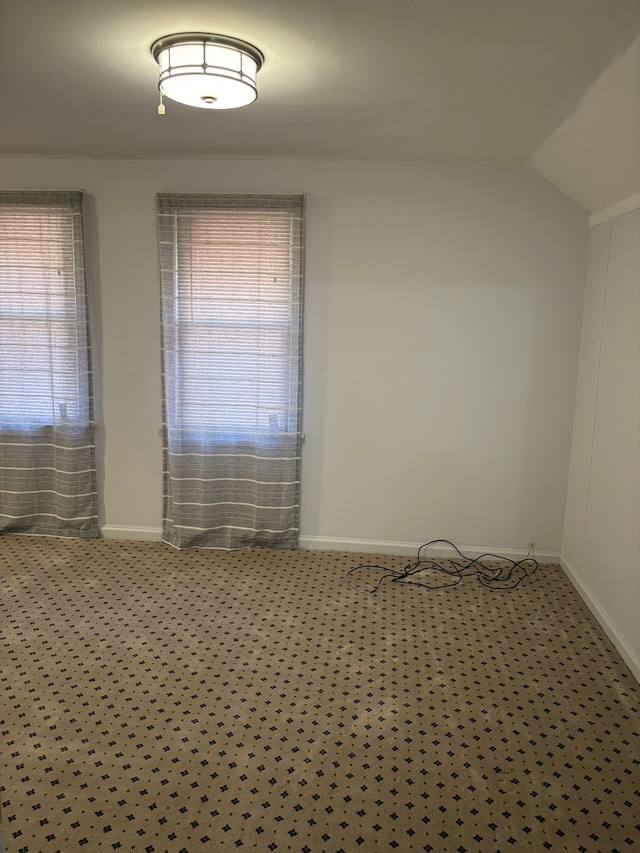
[151,33,264,110]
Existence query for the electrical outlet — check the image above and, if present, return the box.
[528,541,535,550]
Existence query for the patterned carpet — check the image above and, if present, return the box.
[1,535,638,853]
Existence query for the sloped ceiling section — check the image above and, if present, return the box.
[528,35,640,214]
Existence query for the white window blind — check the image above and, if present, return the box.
[0,192,91,429]
[162,197,302,440]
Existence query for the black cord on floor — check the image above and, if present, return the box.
[346,538,538,594]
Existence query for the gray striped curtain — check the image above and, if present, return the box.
[0,191,98,538]
[157,193,304,550]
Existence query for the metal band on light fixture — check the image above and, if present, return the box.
[151,32,264,111]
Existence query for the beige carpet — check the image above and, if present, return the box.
[1,535,639,852]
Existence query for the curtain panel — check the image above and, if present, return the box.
[0,190,98,538]
[157,193,304,550]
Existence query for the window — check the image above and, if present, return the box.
[0,190,97,538]
[0,193,91,429]
[157,193,304,550]
[160,195,303,442]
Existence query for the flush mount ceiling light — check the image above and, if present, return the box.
[151,32,264,112]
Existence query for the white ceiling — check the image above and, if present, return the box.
[1,0,639,208]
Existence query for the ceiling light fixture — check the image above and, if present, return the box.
[151,32,264,113]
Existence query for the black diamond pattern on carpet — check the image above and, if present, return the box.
[1,536,639,852]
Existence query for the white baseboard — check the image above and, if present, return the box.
[299,535,560,563]
[97,528,559,563]
[560,555,640,684]
[101,525,163,542]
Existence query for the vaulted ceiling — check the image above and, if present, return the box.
[1,0,639,211]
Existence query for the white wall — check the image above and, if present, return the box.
[0,158,587,556]
[562,204,640,679]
